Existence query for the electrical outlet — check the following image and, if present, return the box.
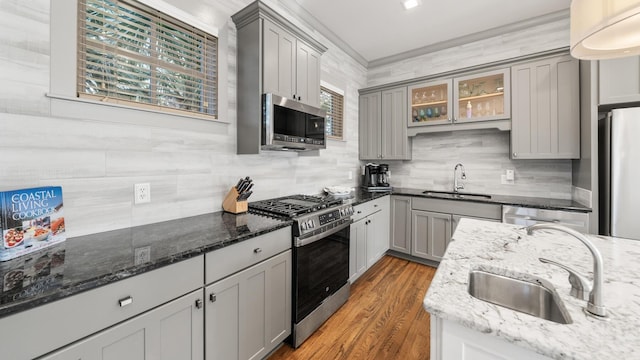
[134,183,151,204]
[134,246,151,265]
[505,169,515,181]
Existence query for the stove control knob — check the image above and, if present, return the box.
[301,222,307,231]
[307,220,314,229]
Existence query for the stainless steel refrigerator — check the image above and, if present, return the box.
[599,107,640,240]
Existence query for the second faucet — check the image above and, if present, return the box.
[453,163,466,192]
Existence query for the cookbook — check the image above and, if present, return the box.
[0,186,66,262]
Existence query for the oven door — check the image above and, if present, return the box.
[293,223,350,323]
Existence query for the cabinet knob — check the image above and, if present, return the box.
[254,248,262,254]
[118,296,133,307]
[210,293,217,303]
[195,299,203,309]
[298,96,301,101]
[513,152,517,158]
[452,117,457,123]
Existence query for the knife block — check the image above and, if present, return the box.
[222,187,248,214]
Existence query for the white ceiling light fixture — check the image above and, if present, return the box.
[402,0,421,10]
[571,0,640,59]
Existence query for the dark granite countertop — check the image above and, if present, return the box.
[391,187,591,212]
[335,187,590,213]
[0,211,290,319]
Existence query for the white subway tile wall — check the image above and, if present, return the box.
[0,0,572,237]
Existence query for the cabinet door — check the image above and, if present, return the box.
[366,210,388,268]
[349,218,368,283]
[205,251,291,360]
[412,210,452,262]
[599,56,640,105]
[263,20,296,100]
[511,55,580,159]
[454,68,510,124]
[296,41,321,107]
[264,250,292,351]
[42,290,204,360]
[359,92,382,160]
[408,79,453,127]
[381,87,411,160]
[390,196,412,254]
[205,272,241,360]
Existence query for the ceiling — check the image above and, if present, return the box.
[291,0,571,64]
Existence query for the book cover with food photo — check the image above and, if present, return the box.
[0,186,66,262]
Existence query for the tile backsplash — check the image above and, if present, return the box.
[385,129,572,199]
[0,0,573,237]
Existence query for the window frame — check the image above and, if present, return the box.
[49,0,228,129]
[320,84,345,141]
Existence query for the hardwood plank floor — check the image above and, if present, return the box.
[268,255,437,360]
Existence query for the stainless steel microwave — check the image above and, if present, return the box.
[262,93,326,151]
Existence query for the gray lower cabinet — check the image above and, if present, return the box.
[599,56,640,105]
[412,210,452,261]
[205,249,292,360]
[511,54,580,159]
[359,88,411,160]
[349,196,390,283]
[410,197,502,262]
[40,290,204,360]
[390,195,412,254]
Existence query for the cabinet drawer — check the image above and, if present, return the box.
[0,255,204,360]
[412,197,501,220]
[352,195,389,222]
[205,227,291,284]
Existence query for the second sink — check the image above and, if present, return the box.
[422,190,492,200]
[468,269,572,324]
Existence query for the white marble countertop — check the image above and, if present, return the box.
[423,219,640,360]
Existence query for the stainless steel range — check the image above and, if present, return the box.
[249,194,353,348]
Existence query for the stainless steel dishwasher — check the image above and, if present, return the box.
[502,205,590,233]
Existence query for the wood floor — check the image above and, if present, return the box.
[268,255,437,360]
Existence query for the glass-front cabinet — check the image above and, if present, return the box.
[408,68,510,129]
[408,79,452,127]
[454,68,510,123]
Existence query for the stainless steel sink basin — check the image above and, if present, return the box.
[468,270,572,324]
[422,190,492,200]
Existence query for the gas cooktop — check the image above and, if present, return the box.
[249,194,343,218]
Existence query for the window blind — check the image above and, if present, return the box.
[320,87,344,140]
[77,0,218,119]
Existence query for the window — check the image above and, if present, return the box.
[320,86,344,140]
[77,0,218,119]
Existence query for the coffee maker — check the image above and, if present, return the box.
[363,163,392,192]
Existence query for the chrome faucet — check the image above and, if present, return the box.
[453,163,466,192]
[526,224,607,318]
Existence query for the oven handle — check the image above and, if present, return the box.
[294,220,352,247]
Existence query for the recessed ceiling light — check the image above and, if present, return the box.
[402,0,421,10]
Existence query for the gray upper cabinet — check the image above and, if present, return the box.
[599,56,640,105]
[359,87,411,160]
[232,1,327,154]
[262,20,321,107]
[511,54,580,159]
[296,41,322,107]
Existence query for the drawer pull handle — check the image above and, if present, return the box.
[119,296,133,307]
[195,299,203,309]
[210,293,217,303]
[254,248,262,254]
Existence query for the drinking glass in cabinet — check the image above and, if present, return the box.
[409,81,451,125]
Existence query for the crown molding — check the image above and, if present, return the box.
[269,3,568,70]
[278,0,368,67]
[368,9,570,68]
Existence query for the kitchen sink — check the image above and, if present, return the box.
[422,190,492,200]
[468,269,572,324]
